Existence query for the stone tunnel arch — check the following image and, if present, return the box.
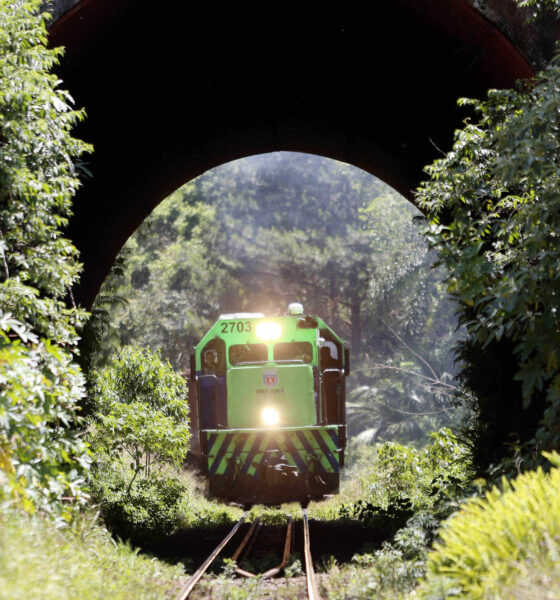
[47,0,536,308]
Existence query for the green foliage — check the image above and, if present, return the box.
[110,189,242,369]
[90,466,185,543]
[419,452,560,599]
[88,346,190,540]
[325,544,422,600]
[350,429,470,510]
[0,0,90,342]
[78,251,129,398]
[338,496,415,536]
[416,51,560,466]
[338,429,471,536]
[0,0,92,517]
[518,0,560,19]
[89,345,190,480]
[0,313,91,519]
[348,359,467,446]
[0,509,184,599]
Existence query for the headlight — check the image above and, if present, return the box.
[256,321,282,340]
[261,407,280,426]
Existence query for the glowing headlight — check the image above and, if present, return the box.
[256,321,282,340]
[262,407,279,426]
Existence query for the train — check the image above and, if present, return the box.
[189,303,349,505]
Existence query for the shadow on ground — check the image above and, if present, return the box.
[144,517,399,573]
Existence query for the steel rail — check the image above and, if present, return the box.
[303,507,322,600]
[231,516,260,563]
[234,516,293,578]
[233,516,262,577]
[174,510,249,600]
[261,516,293,578]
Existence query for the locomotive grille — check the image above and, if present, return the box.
[203,425,340,477]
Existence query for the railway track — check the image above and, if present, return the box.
[174,506,322,600]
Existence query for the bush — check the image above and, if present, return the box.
[339,429,471,518]
[325,544,423,600]
[90,466,185,544]
[419,452,560,599]
[0,313,91,520]
[338,497,415,536]
[336,429,471,562]
[88,346,190,541]
[89,346,190,481]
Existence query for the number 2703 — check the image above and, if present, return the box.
[220,321,252,333]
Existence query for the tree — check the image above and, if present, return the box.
[0,0,92,518]
[100,152,464,444]
[89,346,190,491]
[87,346,190,541]
[0,0,90,342]
[106,154,453,364]
[416,38,560,470]
[0,314,90,517]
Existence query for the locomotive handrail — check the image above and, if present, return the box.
[321,368,343,376]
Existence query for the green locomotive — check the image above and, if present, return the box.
[190,303,348,505]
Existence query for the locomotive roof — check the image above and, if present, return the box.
[218,312,264,319]
[194,312,345,353]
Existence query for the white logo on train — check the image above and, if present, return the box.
[262,369,278,388]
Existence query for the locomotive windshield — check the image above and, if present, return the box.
[273,341,313,363]
[229,343,268,365]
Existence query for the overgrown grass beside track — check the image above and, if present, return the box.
[0,510,184,600]
[7,439,560,599]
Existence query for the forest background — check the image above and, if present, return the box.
[94,152,465,446]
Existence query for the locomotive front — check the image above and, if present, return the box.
[190,303,348,505]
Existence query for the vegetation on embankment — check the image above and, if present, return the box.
[6,444,560,599]
[418,452,560,599]
[0,0,91,519]
[416,6,560,476]
[86,345,192,544]
[183,449,560,599]
[0,509,184,600]
[0,5,185,598]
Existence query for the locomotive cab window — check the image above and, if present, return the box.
[202,338,226,376]
[273,341,313,363]
[229,343,268,365]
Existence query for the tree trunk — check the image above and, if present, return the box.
[351,299,361,359]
